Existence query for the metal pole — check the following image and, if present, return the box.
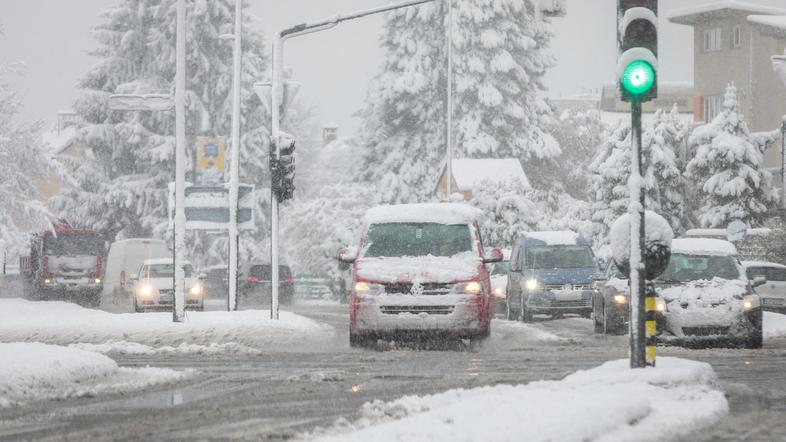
[270,37,284,320]
[629,99,646,368]
[445,0,453,199]
[173,0,186,323]
[228,0,242,312]
[781,118,785,212]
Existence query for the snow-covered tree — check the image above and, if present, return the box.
[685,84,777,228]
[590,121,631,249]
[358,0,556,203]
[0,38,57,256]
[469,179,541,248]
[547,107,606,199]
[52,0,274,261]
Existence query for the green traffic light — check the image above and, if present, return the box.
[621,60,655,97]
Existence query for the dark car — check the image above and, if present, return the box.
[203,265,228,299]
[506,231,599,322]
[238,263,294,306]
[592,261,630,335]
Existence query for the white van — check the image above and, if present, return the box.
[103,239,170,300]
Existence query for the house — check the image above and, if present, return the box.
[667,1,786,171]
[435,158,530,201]
[36,111,84,200]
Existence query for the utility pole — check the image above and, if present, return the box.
[173,0,187,323]
[227,0,242,312]
[445,0,453,199]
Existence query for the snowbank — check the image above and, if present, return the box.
[764,312,786,338]
[308,357,727,442]
[0,343,190,407]
[0,298,334,352]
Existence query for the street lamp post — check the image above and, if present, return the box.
[771,53,786,213]
[445,0,453,199]
[173,0,187,323]
[264,0,436,320]
[227,0,242,312]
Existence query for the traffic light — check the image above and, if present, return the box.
[617,0,657,102]
[270,132,296,202]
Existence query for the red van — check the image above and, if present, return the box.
[338,203,502,348]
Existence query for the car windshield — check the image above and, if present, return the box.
[656,253,740,282]
[143,263,193,278]
[362,223,473,258]
[523,245,595,269]
[43,234,103,256]
[747,266,786,282]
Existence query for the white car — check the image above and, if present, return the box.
[743,261,786,313]
[131,258,204,312]
[490,249,511,316]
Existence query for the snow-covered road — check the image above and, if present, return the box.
[1,301,786,441]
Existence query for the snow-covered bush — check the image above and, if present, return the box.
[685,84,777,228]
[358,0,556,204]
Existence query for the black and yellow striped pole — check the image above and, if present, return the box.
[645,282,657,367]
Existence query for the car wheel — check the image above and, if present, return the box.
[593,305,604,334]
[133,297,142,313]
[349,331,370,348]
[745,328,763,349]
[520,308,534,323]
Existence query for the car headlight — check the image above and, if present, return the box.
[493,287,505,297]
[354,282,384,295]
[189,284,203,296]
[43,278,52,285]
[525,278,540,291]
[93,278,102,284]
[613,292,627,304]
[138,285,153,297]
[743,295,760,311]
[655,298,667,313]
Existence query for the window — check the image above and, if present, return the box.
[362,223,473,258]
[703,95,723,122]
[732,25,742,48]
[703,28,722,52]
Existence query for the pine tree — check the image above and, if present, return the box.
[685,84,777,228]
[358,0,556,203]
[590,121,631,251]
[548,107,606,199]
[469,178,541,248]
[0,61,56,256]
[52,0,276,261]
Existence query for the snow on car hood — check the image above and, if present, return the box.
[528,267,596,285]
[658,279,748,329]
[355,252,480,284]
[658,278,747,305]
[48,256,98,275]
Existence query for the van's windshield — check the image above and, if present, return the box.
[362,223,472,258]
[523,245,595,269]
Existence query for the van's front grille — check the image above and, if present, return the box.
[682,326,730,337]
[380,305,455,315]
[550,299,591,308]
[382,283,451,296]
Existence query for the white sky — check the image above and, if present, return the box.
[1,0,784,135]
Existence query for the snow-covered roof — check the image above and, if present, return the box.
[685,228,771,238]
[42,126,77,154]
[364,203,482,225]
[671,238,737,256]
[446,159,530,191]
[524,231,580,246]
[748,15,786,37]
[668,2,786,26]
[742,260,786,269]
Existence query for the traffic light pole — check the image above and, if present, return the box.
[629,98,646,368]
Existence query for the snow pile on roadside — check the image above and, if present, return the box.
[0,298,334,351]
[492,320,565,342]
[70,341,262,356]
[0,343,190,407]
[308,357,727,442]
[764,311,786,338]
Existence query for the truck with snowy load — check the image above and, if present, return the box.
[20,222,105,307]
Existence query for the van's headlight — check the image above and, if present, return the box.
[93,278,102,284]
[613,292,627,304]
[493,287,505,297]
[354,282,384,295]
[138,285,154,297]
[525,278,540,291]
[743,295,760,311]
[189,284,203,296]
[446,281,483,296]
[655,298,667,313]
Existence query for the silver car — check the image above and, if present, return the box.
[744,261,786,313]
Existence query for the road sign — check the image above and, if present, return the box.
[168,182,255,231]
[195,137,226,184]
[726,220,748,242]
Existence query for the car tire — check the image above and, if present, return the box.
[349,332,370,348]
[520,308,534,323]
[133,297,143,313]
[745,329,763,349]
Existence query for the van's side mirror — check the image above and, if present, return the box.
[753,275,767,288]
[130,273,138,282]
[337,247,356,265]
[198,272,207,280]
[483,247,504,264]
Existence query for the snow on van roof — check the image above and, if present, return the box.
[742,260,786,269]
[142,258,176,265]
[524,231,580,245]
[364,203,482,225]
[671,238,737,256]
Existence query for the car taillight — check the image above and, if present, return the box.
[284,276,293,284]
[246,275,260,283]
[42,256,50,277]
[120,270,126,288]
[94,256,102,278]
